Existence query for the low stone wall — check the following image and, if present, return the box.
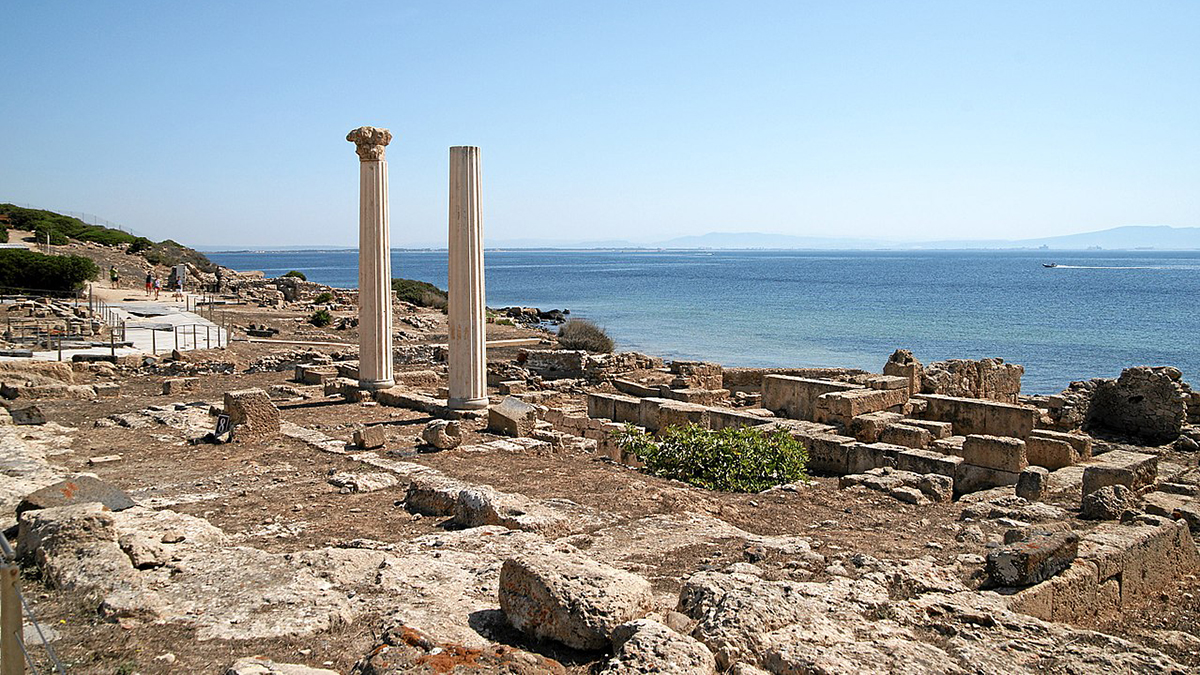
[916,393,1038,439]
[762,375,861,421]
[722,367,866,393]
[921,357,1023,403]
[520,350,661,381]
[1007,517,1200,624]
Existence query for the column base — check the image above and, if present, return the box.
[358,379,395,391]
[448,396,489,411]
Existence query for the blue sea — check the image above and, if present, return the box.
[206,249,1200,394]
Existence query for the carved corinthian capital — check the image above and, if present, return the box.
[347,126,393,161]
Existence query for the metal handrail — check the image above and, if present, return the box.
[0,535,65,674]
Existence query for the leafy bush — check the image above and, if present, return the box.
[0,249,99,295]
[557,318,614,353]
[613,423,807,493]
[0,204,145,248]
[142,239,215,272]
[283,270,307,281]
[34,224,68,245]
[313,291,334,304]
[0,226,7,243]
[309,309,333,327]
[392,278,448,309]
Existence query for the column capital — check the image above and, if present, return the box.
[347,126,393,161]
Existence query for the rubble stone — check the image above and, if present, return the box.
[420,419,462,449]
[223,389,280,440]
[488,396,538,437]
[1081,485,1132,521]
[17,476,135,516]
[986,530,1080,587]
[1087,366,1188,444]
[499,551,653,650]
[1016,466,1049,502]
[602,619,717,675]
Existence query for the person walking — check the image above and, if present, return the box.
[109,265,119,288]
[152,276,162,300]
[145,270,153,295]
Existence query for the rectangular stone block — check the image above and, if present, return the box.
[637,397,673,432]
[586,392,618,420]
[894,447,963,479]
[960,434,1027,472]
[224,388,280,439]
[955,463,1021,493]
[1030,428,1092,460]
[295,364,338,385]
[906,419,953,439]
[816,388,909,426]
[1081,450,1158,495]
[488,396,538,438]
[866,375,909,390]
[878,423,933,449]
[803,434,866,475]
[612,379,660,398]
[916,393,1038,439]
[762,375,859,421]
[707,408,773,431]
[986,530,1080,587]
[498,380,526,395]
[1048,559,1099,624]
[656,401,710,431]
[849,411,903,443]
[660,388,729,405]
[1026,435,1077,470]
[612,395,643,424]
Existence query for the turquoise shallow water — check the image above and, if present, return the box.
[207,249,1200,394]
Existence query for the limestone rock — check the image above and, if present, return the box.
[1015,466,1049,502]
[352,425,386,449]
[499,551,654,650]
[353,621,566,674]
[420,419,462,450]
[224,388,280,439]
[17,475,135,516]
[601,619,716,675]
[488,396,538,437]
[226,656,339,675]
[404,474,466,516]
[454,486,572,536]
[985,530,1079,587]
[327,471,398,494]
[1081,484,1132,520]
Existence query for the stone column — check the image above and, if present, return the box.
[447,146,487,410]
[347,126,395,390]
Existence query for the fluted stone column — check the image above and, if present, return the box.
[347,126,395,390]
[448,146,487,410]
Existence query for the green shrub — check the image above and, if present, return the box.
[143,239,215,272]
[557,318,614,353]
[0,226,8,243]
[313,291,334,304]
[392,278,448,309]
[34,224,68,245]
[613,423,807,493]
[0,249,99,295]
[309,308,333,327]
[283,270,307,281]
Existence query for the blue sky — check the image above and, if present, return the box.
[2,1,1197,247]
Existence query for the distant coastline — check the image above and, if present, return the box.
[195,224,1200,253]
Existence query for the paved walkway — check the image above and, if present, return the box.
[2,293,226,362]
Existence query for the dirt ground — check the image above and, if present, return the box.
[8,298,1200,674]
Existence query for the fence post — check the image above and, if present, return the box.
[205,325,210,349]
[0,563,20,675]
[173,326,178,351]
[191,324,197,350]
[110,329,115,358]
[151,329,156,355]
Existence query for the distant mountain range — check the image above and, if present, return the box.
[200,225,1200,252]
[483,225,1200,250]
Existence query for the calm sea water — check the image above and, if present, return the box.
[207,249,1200,394]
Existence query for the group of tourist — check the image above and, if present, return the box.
[107,265,184,301]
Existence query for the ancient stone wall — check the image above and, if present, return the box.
[723,367,866,393]
[1086,366,1189,444]
[921,357,1023,403]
